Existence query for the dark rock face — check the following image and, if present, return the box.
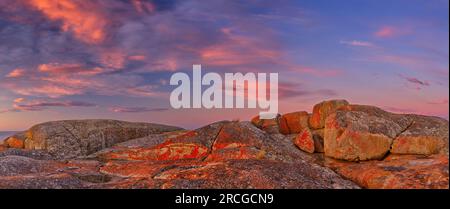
[23,120,183,159]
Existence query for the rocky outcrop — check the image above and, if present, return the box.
[0,121,358,189]
[250,115,281,134]
[309,99,349,129]
[22,120,182,159]
[0,100,448,189]
[324,105,449,161]
[391,115,449,155]
[3,132,26,149]
[279,111,310,134]
[325,154,449,189]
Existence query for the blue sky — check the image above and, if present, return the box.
[0,0,448,130]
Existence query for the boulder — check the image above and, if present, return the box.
[23,120,182,159]
[3,132,26,149]
[279,111,310,134]
[250,114,281,134]
[309,99,349,129]
[325,154,449,189]
[324,105,412,161]
[324,105,449,161]
[294,128,315,153]
[391,115,449,155]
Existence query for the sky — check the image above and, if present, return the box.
[0,0,448,131]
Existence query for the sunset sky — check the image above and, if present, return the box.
[0,0,448,131]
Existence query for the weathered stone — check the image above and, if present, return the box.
[0,173,86,189]
[23,119,182,159]
[309,99,349,129]
[3,132,26,149]
[96,123,223,162]
[312,129,325,153]
[294,128,315,153]
[325,154,449,189]
[152,160,359,189]
[0,156,53,176]
[250,114,281,134]
[0,148,55,160]
[391,115,449,155]
[324,105,415,161]
[324,104,448,161]
[279,111,310,134]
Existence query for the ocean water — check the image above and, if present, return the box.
[0,131,17,143]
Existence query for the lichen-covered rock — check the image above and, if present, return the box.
[3,132,26,149]
[279,111,310,134]
[22,120,182,159]
[250,114,281,134]
[324,105,412,161]
[391,115,449,155]
[294,128,315,153]
[309,99,349,129]
[96,123,223,162]
[98,160,359,189]
[324,105,449,161]
[325,154,449,189]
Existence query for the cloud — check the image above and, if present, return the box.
[375,25,411,38]
[427,99,449,105]
[278,82,338,99]
[13,98,25,103]
[25,0,109,44]
[375,26,396,38]
[0,98,96,113]
[6,68,26,78]
[399,74,430,90]
[340,40,375,47]
[109,106,168,113]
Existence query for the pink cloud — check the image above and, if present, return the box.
[375,26,396,38]
[375,25,411,38]
[5,68,25,78]
[199,28,281,67]
[340,40,375,47]
[25,0,108,44]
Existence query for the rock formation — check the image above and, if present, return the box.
[0,100,448,189]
